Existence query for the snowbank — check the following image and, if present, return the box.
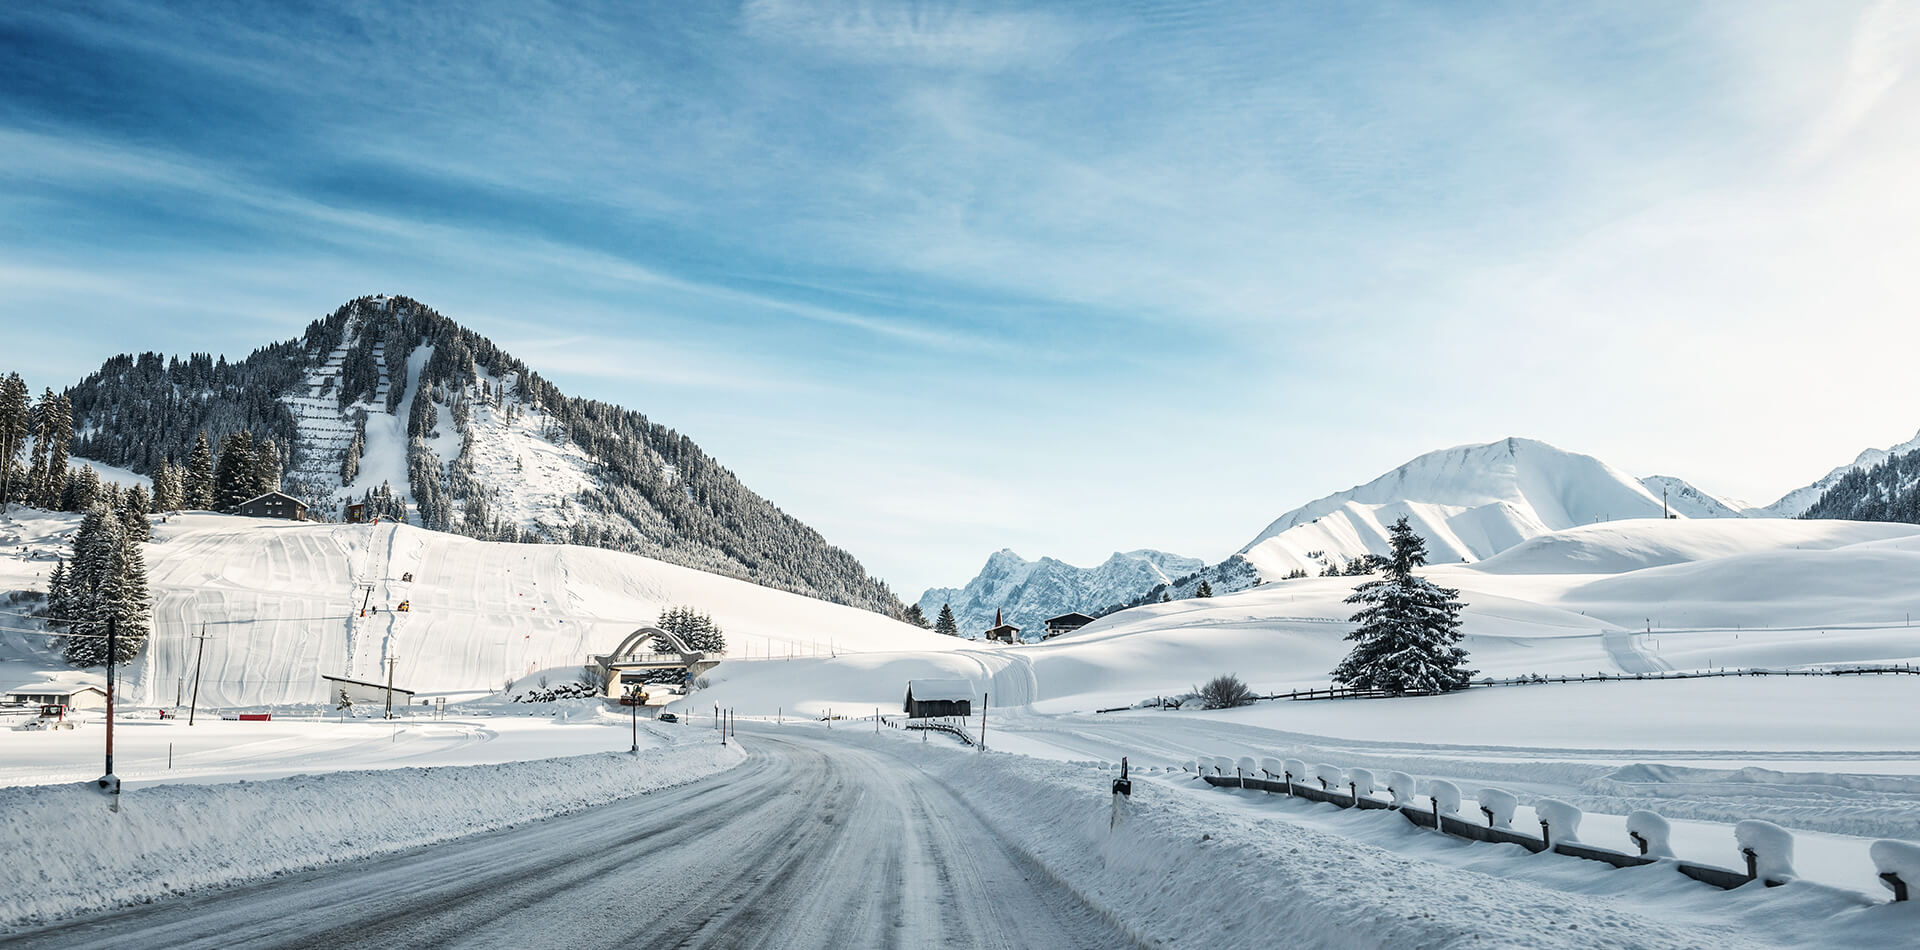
[1535,798,1582,844]
[1384,771,1415,807]
[1736,819,1797,881]
[0,734,744,928]
[1477,787,1517,828]
[1627,810,1674,858]
[1870,839,1920,892]
[1427,779,1462,815]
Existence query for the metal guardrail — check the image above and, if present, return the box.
[1200,774,1772,891]
[903,717,974,747]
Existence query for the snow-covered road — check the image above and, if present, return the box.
[0,730,1137,950]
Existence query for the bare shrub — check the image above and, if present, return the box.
[1195,674,1256,709]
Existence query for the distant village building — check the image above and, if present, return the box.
[904,679,974,718]
[1042,612,1096,639]
[983,607,1021,644]
[4,683,107,710]
[235,490,309,522]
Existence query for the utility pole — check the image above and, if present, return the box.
[385,653,400,719]
[187,622,209,726]
[99,616,119,796]
[979,692,988,751]
[628,687,638,753]
[1663,484,1668,519]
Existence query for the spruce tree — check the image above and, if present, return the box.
[152,458,182,512]
[45,558,72,625]
[0,372,27,510]
[1331,517,1475,693]
[184,432,216,509]
[27,389,62,508]
[61,464,100,513]
[903,604,930,628]
[934,603,959,637]
[254,436,282,495]
[121,485,152,541]
[213,430,257,511]
[1196,580,1214,598]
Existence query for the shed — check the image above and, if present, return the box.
[1043,612,1096,639]
[4,684,107,710]
[235,490,309,522]
[905,679,974,718]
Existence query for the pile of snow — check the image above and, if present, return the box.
[1627,810,1674,857]
[1283,758,1308,783]
[0,732,743,928]
[1869,839,1920,891]
[1478,787,1518,828]
[1535,798,1583,844]
[1384,771,1416,807]
[1736,819,1798,881]
[1427,780,1462,815]
[1345,767,1374,797]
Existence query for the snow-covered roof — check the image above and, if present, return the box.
[1044,612,1095,626]
[906,679,975,703]
[237,490,306,508]
[4,684,106,697]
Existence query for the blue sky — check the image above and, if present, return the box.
[4,0,1918,596]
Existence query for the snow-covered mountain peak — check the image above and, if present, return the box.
[918,548,1205,638]
[1235,437,1751,580]
[1755,429,1920,518]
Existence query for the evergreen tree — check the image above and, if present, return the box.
[1331,517,1475,693]
[1161,592,1171,603]
[654,605,727,654]
[151,458,182,512]
[60,504,151,666]
[27,389,69,508]
[934,603,960,636]
[61,464,100,513]
[184,432,216,509]
[1195,580,1214,598]
[213,430,257,511]
[121,485,152,542]
[254,436,282,495]
[45,558,72,625]
[903,604,930,628]
[0,372,27,510]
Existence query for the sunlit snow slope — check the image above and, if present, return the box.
[58,514,953,707]
[1236,437,1738,579]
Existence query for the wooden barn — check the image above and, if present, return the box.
[904,679,974,718]
[235,490,309,522]
[4,683,107,710]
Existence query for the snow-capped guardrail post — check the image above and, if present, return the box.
[1110,757,1133,831]
[1284,759,1307,797]
[1627,810,1672,858]
[1236,756,1257,789]
[1477,788,1516,829]
[1873,840,1919,901]
[1535,799,1581,849]
[1427,780,1461,834]
[1346,769,1373,806]
[1735,820,1795,886]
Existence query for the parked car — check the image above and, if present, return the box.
[657,712,679,723]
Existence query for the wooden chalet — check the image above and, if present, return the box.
[904,679,974,718]
[1042,612,1096,639]
[235,490,309,522]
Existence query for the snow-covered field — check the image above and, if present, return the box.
[3,507,1917,943]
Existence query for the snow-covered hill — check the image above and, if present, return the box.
[1752,429,1920,518]
[61,294,903,614]
[1237,437,1728,579]
[1637,475,1748,519]
[917,548,1205,638]
[0,513,952,708]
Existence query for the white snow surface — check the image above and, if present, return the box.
[1736,819,1799,880]
[0,725,742,929]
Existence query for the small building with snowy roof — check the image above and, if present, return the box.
[4,683,107,710]
[904,679,974,718]
[235,490,309,522]
[1042,612,1095,639]
[982,607,1021,644]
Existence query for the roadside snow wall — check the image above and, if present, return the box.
[0,738,745,929]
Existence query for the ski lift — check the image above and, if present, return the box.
[396,600,411,612]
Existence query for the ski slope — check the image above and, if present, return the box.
[2,512,953,709]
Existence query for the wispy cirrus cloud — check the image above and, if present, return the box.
[740,0,1088,68]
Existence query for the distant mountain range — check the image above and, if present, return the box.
[923,431,1920,617]
[58,295,904,615]
[917,549,1206,638]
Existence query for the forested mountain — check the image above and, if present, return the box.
[1800,449,1920,524]
[59,295,905,615]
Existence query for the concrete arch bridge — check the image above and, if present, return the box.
[590,627,721,698]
